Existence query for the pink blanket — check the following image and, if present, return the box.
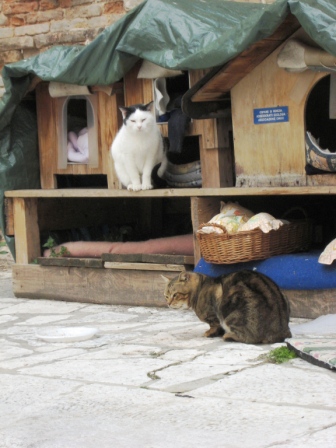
[43,234,194,258]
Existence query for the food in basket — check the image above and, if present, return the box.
[238,212,286,233]
[198,201,254,235]
[197,206,311,264]
[318,238,336,265]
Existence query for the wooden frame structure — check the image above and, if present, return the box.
[4,16,336,318]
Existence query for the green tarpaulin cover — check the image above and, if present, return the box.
[0,0,335,255]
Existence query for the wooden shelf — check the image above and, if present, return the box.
[5,186,336,199]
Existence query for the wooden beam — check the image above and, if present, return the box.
[102,253,194,265]
[36,82,57,189]
[6,186,336,199]
[12,264,170,307]
[37,257,103,268]
[104,262,187,271]
[13,198,40,264]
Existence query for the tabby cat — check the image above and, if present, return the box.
[111,101,167,191]
[163,270,292,344]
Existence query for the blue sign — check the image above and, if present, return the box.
[254,106,289,124]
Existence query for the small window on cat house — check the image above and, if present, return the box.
[56,94,99,169]
[153,72,190,123]
[305,74,336,174]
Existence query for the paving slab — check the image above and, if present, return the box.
[0,268,335,447]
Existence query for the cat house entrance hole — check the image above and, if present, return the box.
[306,75,336,154]
[57,95,99,169]
[167,135,200,164]
[56,174,108,189]
[154,72,190,122]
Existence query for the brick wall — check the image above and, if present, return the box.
[0,0,143,97]
[0,0,275,98]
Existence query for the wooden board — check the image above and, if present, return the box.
[13,198,40,264]
[102,253,143,263]
[98,87,124,188]
[104,262,188,271]
[37,257,103,268]
[102,253,194,265]
[286,289,336,319]
[12,264,170,307]
[36,82,57,189]
[6,186,336,199]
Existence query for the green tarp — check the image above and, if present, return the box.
[0,0,335,256]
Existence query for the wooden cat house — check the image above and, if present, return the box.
[123,61,234,188]
[35,62,234,191]
[184,17,336,188]
[35,81,124,189]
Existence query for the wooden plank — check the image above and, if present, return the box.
[13,198,40,264]
[37,257,103,268]
[217,116,234,187]
[12,263,170,307]
[35,82,57,189]
[142,254,194,265]
[102,253,143,263]
[307,175,336,187]
[286,289,336,319]
[104,262,187,271]
[102,253,194,265]
[124,61,153,106]
[5,185,336,198]
[98,90,124,189]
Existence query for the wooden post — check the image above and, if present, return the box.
[36,83,57,189]
[191,196,220,263]
[13,198,40,264]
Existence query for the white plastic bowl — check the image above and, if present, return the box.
[36,326,98,342]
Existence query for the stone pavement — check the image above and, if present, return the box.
[0,263,336,448]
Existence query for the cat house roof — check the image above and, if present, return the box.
[0,0,335,241]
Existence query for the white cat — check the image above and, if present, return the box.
[111,101,167,191]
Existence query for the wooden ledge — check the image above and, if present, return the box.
[5,186,336,199]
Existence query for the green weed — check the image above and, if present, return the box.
[267,346,297,364]
[43,236,70,258]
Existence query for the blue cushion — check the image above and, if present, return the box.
[194,251,336,290]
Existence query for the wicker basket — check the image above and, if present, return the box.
[197,210,312,264]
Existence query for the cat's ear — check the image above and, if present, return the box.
[119,107,128,120]
[145,101,154,112]
[179,271,190,282]
[161,275,171,284]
